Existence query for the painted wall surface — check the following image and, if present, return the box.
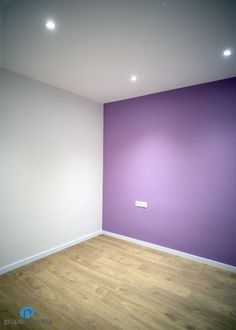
[0,13,2,67]
[0,69,103,268]
[103,78,236,266]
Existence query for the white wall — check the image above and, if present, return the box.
[0,68,103,270]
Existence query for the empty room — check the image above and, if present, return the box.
[0,0,236,329]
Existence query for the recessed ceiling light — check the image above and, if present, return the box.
[45,20,56,30]
[223,49,231,57]
[131,75,137,82]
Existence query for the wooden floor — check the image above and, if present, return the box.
[0,235,236,330]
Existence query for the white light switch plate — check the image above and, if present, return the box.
[135,201,147,208]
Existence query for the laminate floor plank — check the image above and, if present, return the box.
[0,235,235,329]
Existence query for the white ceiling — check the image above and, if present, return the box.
[1,0,236,103]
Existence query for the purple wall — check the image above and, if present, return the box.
[103,78,236,267]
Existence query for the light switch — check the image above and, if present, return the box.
[135,201,147,208]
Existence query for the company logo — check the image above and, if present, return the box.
[19,306,34,319]
[3,306,52,326]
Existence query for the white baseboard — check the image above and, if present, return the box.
[2,229,235,275]
[0,230,102,275]
[103,230,236,273]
